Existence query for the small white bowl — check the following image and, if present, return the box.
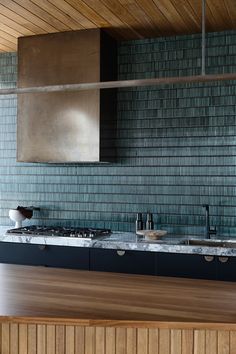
[9,209,26,228]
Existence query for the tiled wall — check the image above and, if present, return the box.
[0,31,236,236]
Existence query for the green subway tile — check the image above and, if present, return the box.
[0,32,236,234]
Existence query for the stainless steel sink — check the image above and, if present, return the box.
[182,239,236,248]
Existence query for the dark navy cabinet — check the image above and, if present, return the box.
[155,253,236,282]
[0,243,90,270]
[43,245,89,270]
[0,242,235,281]
[0,243,46,266]
[217,256,236,282]
[155,252,218,280]
[90,248,156,275]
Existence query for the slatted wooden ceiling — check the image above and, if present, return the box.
[0,0,235,53]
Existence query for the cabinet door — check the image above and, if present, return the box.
[43,245,89,270]
[0,242,46,266]
[217,256,236,282]
[156,252,217,280]
[0,243,90,270]
[90,248,155,275]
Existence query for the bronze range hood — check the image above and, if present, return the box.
[17,29,117,163]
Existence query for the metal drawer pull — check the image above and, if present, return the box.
[117,250,125,257]
[38,245,46,251]
[218,256,229,263]
[204,255,214,262]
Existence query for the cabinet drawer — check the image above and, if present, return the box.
[0,242,46,266]
[43,245,89,270]
[217,256,236,282]
[156,252,217,280]
[90,248,155,275]
[0,243,90,270]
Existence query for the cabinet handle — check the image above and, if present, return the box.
[204,255,214,262]
[117,250,125,257]
[38,245,46,251]
[218,256,229,263]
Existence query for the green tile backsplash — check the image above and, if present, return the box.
[0,31,236,236]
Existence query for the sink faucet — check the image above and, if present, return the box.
[202,204,217,239]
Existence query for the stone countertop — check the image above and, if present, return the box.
[1,226,236,257]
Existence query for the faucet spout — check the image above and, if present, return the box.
[202,204,217,239]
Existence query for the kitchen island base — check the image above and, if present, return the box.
[1,264,236,353]
[1,322,235,353]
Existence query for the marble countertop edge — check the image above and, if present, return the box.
[0,226,236,257]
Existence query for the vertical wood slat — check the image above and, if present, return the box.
[10,323,18,354]
[37,325,46,354]
[46,325,56,354]
[206,330,217,354]
[218,331,230,354]
[95,327,105,354]
[116,328,126,354]
[65,326,75,354]
[159,329,170,354]
[85,326,95,354]
[28,324,37,354]
[137,328,148,354]
[56,325,65,354]
[19,324,27,354]
[230,331,236,354]
[127,328,136,354]
[170,329,181,354]
[105,327,115,354]
[2,323,10,354]
[2,323,236,353]
[148,328,158,354]
[182,329,193,354]
[194,330,206,354]
[75,326,85,354]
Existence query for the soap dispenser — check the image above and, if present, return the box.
[146,213,154,230]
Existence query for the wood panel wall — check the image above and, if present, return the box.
[0,322,236,354]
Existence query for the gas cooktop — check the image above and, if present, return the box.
[6,225,111,239]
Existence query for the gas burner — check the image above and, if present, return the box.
[6,225,111,239]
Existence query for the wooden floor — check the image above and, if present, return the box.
[1,323,236,354]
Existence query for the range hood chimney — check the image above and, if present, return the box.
[17,29,117,163]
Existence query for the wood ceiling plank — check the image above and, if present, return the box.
[66,0,122,39]
[152,0,190,33]
[187,0,216,32]
[0,12,34,37]
[47,0,97,28]
[0,0,49,34]
[0,37,17,51]
[0,22,23,38]
[135,0,177,36]
[99,0,152,38]
[63,0,109,27]
[223,0,236,27]
[0,42,16,52]
[81,0,139,39]
[12,0,68,32]
[169,0,200,33]
[207,0,233,30]
[118,0,162,37]
[0,30,17,45]
[30,0,85,30]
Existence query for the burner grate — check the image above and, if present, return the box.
[7,225,111,239]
